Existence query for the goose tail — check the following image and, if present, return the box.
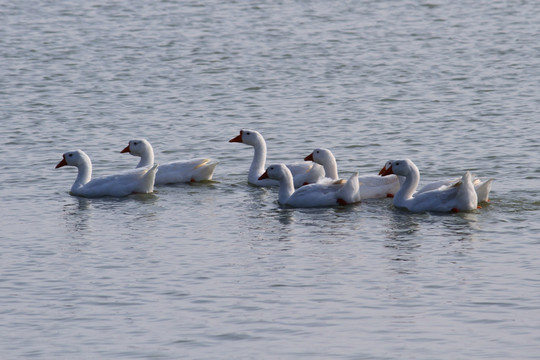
[336,172,361,205]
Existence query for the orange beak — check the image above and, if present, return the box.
[258,170,269,180]
[229,130,243,143]
[56,156,67,169]
[304,152,314,161]
[379,165,393,176]
[120,144,130,153]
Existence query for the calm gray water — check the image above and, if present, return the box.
[1,0,540,359]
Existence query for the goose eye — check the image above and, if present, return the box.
[68,154,73,157]
[316,151,319,154]
[134,142,138,145]
[246,132,250,135]
[396,162,400,166]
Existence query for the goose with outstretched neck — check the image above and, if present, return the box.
[229,129,324,187]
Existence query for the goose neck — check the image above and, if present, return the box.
[323,158,339,180]
[136,145,154,168]
[278,169,295,205]
[72,158,92,192]
[394,167,419,206]
[248,139,267,182]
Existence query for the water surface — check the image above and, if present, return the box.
[1,1,539,359]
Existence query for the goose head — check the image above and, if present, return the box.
[229,129,263,146]
[379,159,416,177]
[378,160,392,175]
[121,139,151,156]
[56,150,90,169]
[304,148,335,165]
[258,164,288,181]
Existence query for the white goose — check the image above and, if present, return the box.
[259,164,361,208]
[121,139,217,185]
[56,150,157,197]
[379,160,493,203]
[305,148,400,199]
[379,159,477,213]
[229,129,324,187]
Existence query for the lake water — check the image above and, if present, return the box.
[1,0,540,358]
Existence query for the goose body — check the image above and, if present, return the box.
[305,148,400,199]
[259,164,361,207]
[121,139,217,184]
[229,129,324,187]
[416,177,493,203]
[379,159,477,213]
[380,160,493,203]
[56,150,157,197]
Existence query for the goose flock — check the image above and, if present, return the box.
[56,129,493,213]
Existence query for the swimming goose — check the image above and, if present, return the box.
[56,149,157,197]
[121,139,217,184]
[229,129,324,187]
[379,159,477,213]
[258,163,361,207]
[380,160,493,203]
[304,148,400,198]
